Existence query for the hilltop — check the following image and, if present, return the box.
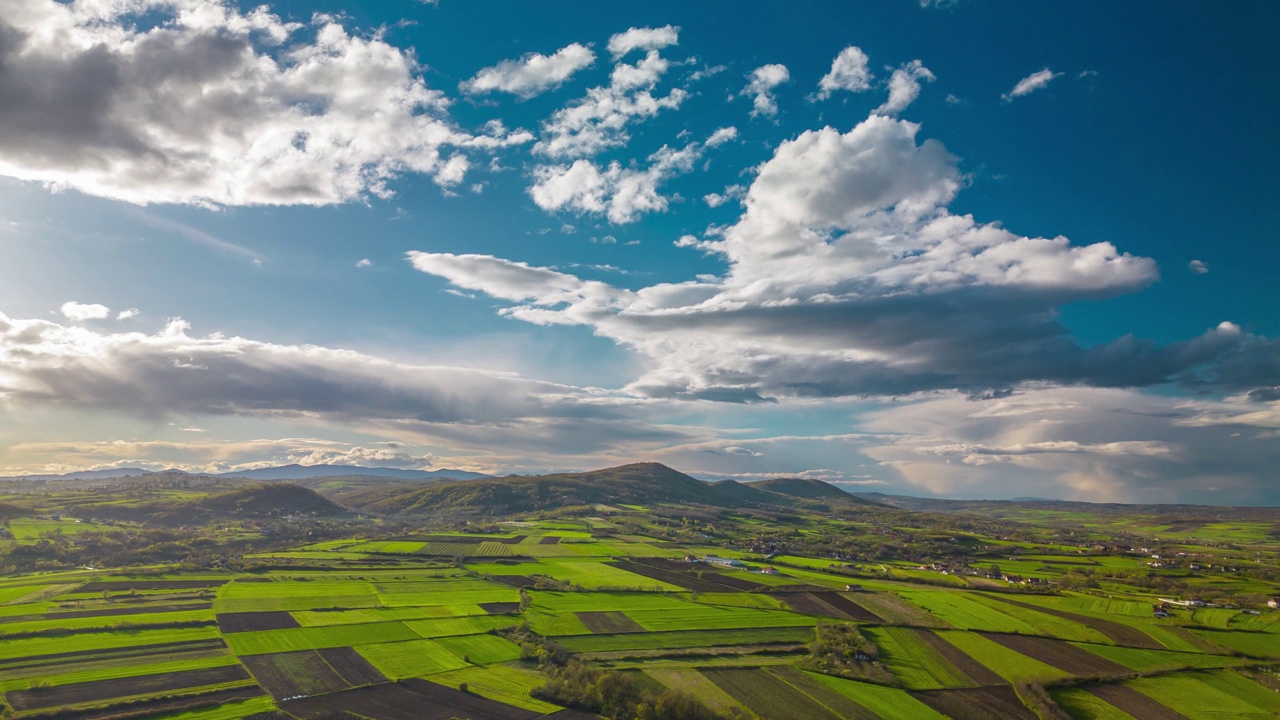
[69,483,352,527]
[340,463,874,517]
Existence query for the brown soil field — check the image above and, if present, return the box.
[539,536,562,545]
[707,574,766,591]
[20,686,267,720]
[985,595,1164,649]
[217,611,301,633]
[983,633,1131,676]
[916,630,1005,686]
[814,592,883,622]
[604,561,731,593]
[577,610,645,633]
[913,686,1038,720]
[1086,683,1190,720]
[318,646,387,686]
[281,678,542,720]
[7,665,251,711]
[79,579,228,592]
[42,602,213,620]
[410,535,527,545]
[0,638,226,673]
[480,601,522,614]
[490,575,538,588]
[244,649,366,699]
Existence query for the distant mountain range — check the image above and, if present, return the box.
[3,464,489,482]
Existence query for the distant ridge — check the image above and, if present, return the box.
[216,464,490,481]
[1,464,488,482]
[69,483,352,526]
[339,462,880,516]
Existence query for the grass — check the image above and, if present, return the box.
[865,627,971,690]
[0,653,241,692]
[555,626,813,653]
[356,638,469,678]
[896,589,1041,634]
[1191,629,1280,658]
[403,615,521,638]
[643,667,750,715]
[934,631,1071,684]
[1127,669,1280,717]
[434,633,522,664]
[427,665,562,713]
[0,626,221,661]
[1050,687,1138,719]
[225,621,421,655]
[809,673,948,719]
[148,696,278,720]
[1075,643,1248,672]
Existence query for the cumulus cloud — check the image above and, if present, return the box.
[416,111,1279,405]
[0,0,531,206]
[534,42,688,158]
[1189,259,1209,274]
[356,258,372,268]
[116,308,140,321]
[704,184,746,208]
[61,301,110,321]
[460,43,595,98]
[873,60,935,116]
[1002,68,1063,102]
[607,25,679,59]
[815,46,872,100]
[529,129,728,224]
[741,64,790,118]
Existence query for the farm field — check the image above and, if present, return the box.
[1,467,1278,718]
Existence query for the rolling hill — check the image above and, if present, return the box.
[340,463,877,516]
[69,484,353,526]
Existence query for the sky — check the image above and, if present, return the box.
[0,0,1277,504]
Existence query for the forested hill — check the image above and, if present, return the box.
[338,463,875,516]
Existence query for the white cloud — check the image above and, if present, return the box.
[534,47,688,158]
[1189,259,1209,274]
[741,64,790,118]
[0,0,531,206]
[1002,68,1063,102]
[703,184,746,208]
[705,127,739,147]
[356,258,372,268]
[432,155,470,188]
[460,43,595,98]
[873,60,935,116]
[416,111,1280,406]
[815,46,873,100]
[529,129,728,224]
[116,308,140,321]
[607,25,679,60]
[60,301,110,321]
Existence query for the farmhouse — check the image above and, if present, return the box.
[1268,597,1279,609]
[703,555,744,567]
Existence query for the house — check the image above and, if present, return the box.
[759,567,779,575]
[703,556,743,567]
[1268,598,1279,609]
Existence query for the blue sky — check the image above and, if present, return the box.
[0,0,1276,503]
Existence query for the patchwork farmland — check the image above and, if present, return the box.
[1,465,1278,718]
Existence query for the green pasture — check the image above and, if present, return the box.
[427,665,562,713]
[1127,670,1280,717]
[864,626,970,690]
[934,630,1071,684]
[226,621,421,655]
